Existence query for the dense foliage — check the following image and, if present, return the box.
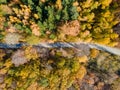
[0,0,119,46]
[0,47,87,89]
